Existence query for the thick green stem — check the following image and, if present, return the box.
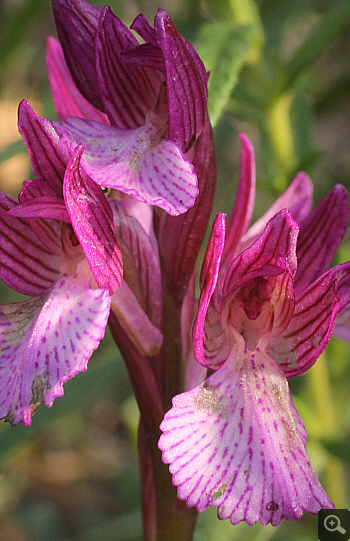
[131,277,198,541]
[146,427,198,541]
[142,283,198,541]
[162,289,185,411]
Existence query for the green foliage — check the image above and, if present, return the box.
[196,22,255,127]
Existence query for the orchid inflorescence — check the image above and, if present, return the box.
[0,0,349,538]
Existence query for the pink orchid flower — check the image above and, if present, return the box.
[20,0,216,297]
[159,134,350,526]
[33,0,212,217]
[0,147,123,425]
[0,143,163,426]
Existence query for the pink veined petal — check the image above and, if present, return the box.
[159,348,333,526]
[18,101,71,194]
[155,10,207,153]
[120,43,166,73]
[8,196,70,223]
[240,172,313,253]
[64,145,123,295]
[268,269,295,337]
[222,210,299,299]
[185,349,207,392]
[294,184,349,295]
[269,261,350,378]
[110,281,163,357]
[121,198,154,237]
[193,214,226,368]
[19,178,61,202]
[96,7,163,129]
[19,217,62,258]
[201,301,232,370]
[52,0,104,111]
[46,36,109,123]
[333,305,350,342]
[108,310,163,431]
[0,274,111,426]
[16,179,63,255]
[221,264,295,352]
[131,13,158,46]
[112,201,162,329]
[157,115,216,299]
[221,133,256,269]
[0,191,60,296]
[56,118,199,216]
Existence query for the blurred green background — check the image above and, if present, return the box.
[0,0,349,540]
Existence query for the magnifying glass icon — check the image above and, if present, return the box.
[324,514,346,534]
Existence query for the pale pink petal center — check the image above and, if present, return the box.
[159,348,332,526]
[0,274,110,426]
[55,118,198,216]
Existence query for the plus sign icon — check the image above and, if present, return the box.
[319,509,350,541]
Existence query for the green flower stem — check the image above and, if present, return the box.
[139,284,198,541]
[148,428,198,541]
[156,287,198,541]
[162,289,186,411]
[266,91,296,191]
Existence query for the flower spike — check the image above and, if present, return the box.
[159,134,348,526]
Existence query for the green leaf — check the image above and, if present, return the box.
[281,0,350,92]
[0,0,49,69]
[196,23,254,127]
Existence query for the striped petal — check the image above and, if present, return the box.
[295,185,348,295]
[199,301,231,370]
[120,43,165,73]
[52,0,104,111]
[223,210,298,299]
[18,101,71,194]
[159,348,333,526]
[16,180,63,255]
[47,36,109,123]
[155,10,208,153]
[112,201,162,328]
[9,196,70,223]
[192,213,227,368]
[96,7,163,129]
[131,14,158,46]
[333,305,350,342]
[157,115,216,299]
[0,192,60,296]
[0,274,110,426]
[222,133,256,268]
[64,145,123,295]
[241,173,313,253]
[270,262,350,378]
[57,118,198,216]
